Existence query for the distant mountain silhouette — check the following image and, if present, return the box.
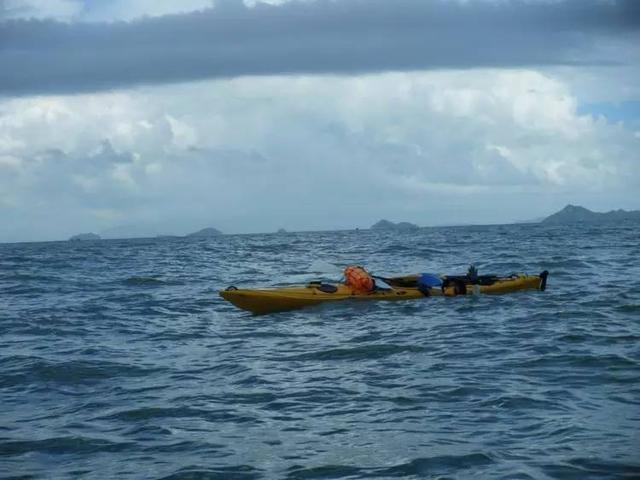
[69,233,101,241]
[371,219,420,231]
[186,227,223,237]
[542,204,640,224]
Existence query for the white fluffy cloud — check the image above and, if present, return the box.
[0,0,215,22]
[1,70,638,241]
[1,0,83,21]
[0,0,295,22]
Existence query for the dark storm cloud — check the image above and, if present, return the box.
[1,0,639,96]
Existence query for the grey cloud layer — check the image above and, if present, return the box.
[2,0,639,95]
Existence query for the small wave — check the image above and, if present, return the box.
[142,440,226,454]
[522,353,639,370]
[556,333,592,344]
[479,394,562,411]
[223,392,279,405]
[146,332,209,342]
[122,276,167,286]
[609,394,640,406]
[307,260,341,274]
[1,255,31,263]
[424,385,497,402]
[232,374,277,387]
[1,359,160,388]
[101,407,259,425]
[371,453,495,476]
[286,464,362,479]
[0,436,134,456]
[541,457,640,479]
[284,453,497,479]
[374,245,415,254]
[616,303,640,313]
[480,261,527,272]
[544,259,591,269]
[249,243,298,253]
[386,395,422,406]
[278,344,426,361]
[413,248,449,258]
[160,465,263,480]
[1,284,52,295]
[1,273,61,282]
[217,331,301,340]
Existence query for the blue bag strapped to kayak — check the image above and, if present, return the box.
[417,273,442,295]
[418,273,443,287]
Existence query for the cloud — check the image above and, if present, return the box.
[1,0,639,96]
[1,70,639,241]
[0,0,83,22]
[0,0,214,22]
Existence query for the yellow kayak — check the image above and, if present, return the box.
[220,271,548,315]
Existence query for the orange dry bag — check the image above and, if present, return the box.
[343,265,375,292]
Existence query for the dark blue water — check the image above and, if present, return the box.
[2,223,639,479]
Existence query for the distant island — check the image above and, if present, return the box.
[59,205,640,244]
[371,219,420,231]
[186,227,223,237]
[542,205,640,224]
[69,233,101,241]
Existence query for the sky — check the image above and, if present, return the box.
[0,0,639,242]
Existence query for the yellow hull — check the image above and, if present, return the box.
[220,273,547,315]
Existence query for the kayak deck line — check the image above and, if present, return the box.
[220,271,549,315]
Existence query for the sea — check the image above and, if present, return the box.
[1,222,639,479]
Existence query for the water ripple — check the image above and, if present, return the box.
[1,223,639,479]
